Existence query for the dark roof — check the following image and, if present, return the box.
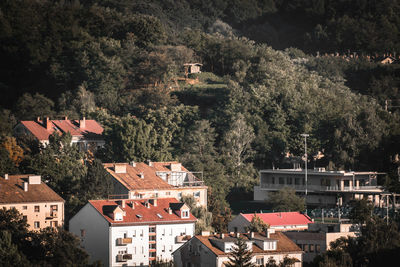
[0,175,64,203]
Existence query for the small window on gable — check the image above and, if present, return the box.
[181,210,189,218]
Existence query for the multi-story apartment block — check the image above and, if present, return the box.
[104,161,208,207]
[14,116,104,151]
[173,230,303,267]
[0,174,64,230]
[284,222,358,263]
[228,212,313,233]
[69,198,196,266]
[254,168,386,207]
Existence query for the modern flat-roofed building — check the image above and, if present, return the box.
[173,230,303,267]
[69,198,196,266]
[14,116,104,151]
[254,168,386,207]
[0,174,64,230]
[104,161,208,207]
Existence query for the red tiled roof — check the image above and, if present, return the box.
[241,212,313,227]
[0,175,64,203]
[20,119,103,141]
[151,161,190,172]
[195,232,302,256]
[89,198,197,225]
[103,163,174,191]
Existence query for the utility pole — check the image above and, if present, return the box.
[301,133,309,215]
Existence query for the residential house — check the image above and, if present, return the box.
[173,230,303,267]
[254,168,386,207]
[0,174,64,230]
[228,212,313,233]
[69,198,196,266]
[104,162,208,207]
[14,116,104,151]
[284,222,358,263]
[183,63,202,77]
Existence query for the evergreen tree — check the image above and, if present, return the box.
[226,236,255,267]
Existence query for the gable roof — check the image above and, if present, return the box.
[19,118,103,141]
[0,175,64,204]
[104,163,174,191]
[89,198,197,225]
[241,212,313,227]
[193,232,302,256]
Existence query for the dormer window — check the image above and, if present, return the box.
[114,212,123,221]
[181,210,189,218]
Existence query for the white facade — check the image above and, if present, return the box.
[69,201,195,267]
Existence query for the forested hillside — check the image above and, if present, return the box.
[1,0,400,219]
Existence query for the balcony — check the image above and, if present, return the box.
[45,211,58,219]
[116,254,132,262]
[116,238,133,246]
[176,235,191,243]
[257,184,383,193]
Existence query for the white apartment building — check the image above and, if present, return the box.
[254,168,386,207]
[69,198,196,267]
[104,162,208,208]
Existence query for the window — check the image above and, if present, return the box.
[50,205,58,211]
[80,229,86,237]
[23,215,27,221]
[178,192,182,199]
[193,191,200,198]
[149,226,156,233]
[316,244,321,253]
[149,235,156,241]
[256,257,264,265]
[169,245,173,252]
[34,221,40,229]
[34,206,40,212]
[133,230,136,237]
[279,177,285,184]
[287,177,293,184]
[304,244,309,252]
[310,244,315,252]
[295,178,300,185]
[51,221,58,228]
[182,210,189,218]
[149,243,156,249]
[166,191,171,196]
[271,176,275,184]
[22,206,27,210]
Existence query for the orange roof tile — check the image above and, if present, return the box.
[0,175,64,204]
[89,198,197,225]
[195,232,302,256]
[20,119,103,141]
[104,163,174,191]
[242,212,313,227]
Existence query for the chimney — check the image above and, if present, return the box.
[168,207,172,214]
[117,199,126,209]
[114,164,127,174]
[139,172,144,179]
[250,232,254,239]
[4,174,8,180]
[144,201,150,208]
[36,117,41,123]
[23,182,28,192]
[79,117,86,129]
[130,161,136,167]
[235,232,240,238]
[146,160,153,167]
[63,115,68,120]
[201,231,210,236]
[44,117,51,131]
[220,233,225,239]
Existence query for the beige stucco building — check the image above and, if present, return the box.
[0,174,64,230]
[104,162,208,208]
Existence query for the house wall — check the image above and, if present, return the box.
[69,204,110,265]
[173,238,217,267]
[216,252,302,267]
[227,214,250,233]
[0,201,64,231]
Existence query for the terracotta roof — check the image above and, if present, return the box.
[241,212,313,227]
[19,118,103,141]
[103,163,174,191]
[89,198,197,225]
[195,232,302,256]
[0,175,64,204]
[151,161,190,172]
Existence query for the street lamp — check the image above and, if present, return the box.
[301,134,309,214]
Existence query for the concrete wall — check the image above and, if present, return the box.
[69,203,110,265]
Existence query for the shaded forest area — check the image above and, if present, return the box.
[1,0,400,219]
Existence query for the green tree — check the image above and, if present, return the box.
[80,158,114,201]
[265,187,305,212]
[349,199,374,224]
[14,93,56,120]
[226,236,255,267]
[0,231,30,267]
[245,214,269,233]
